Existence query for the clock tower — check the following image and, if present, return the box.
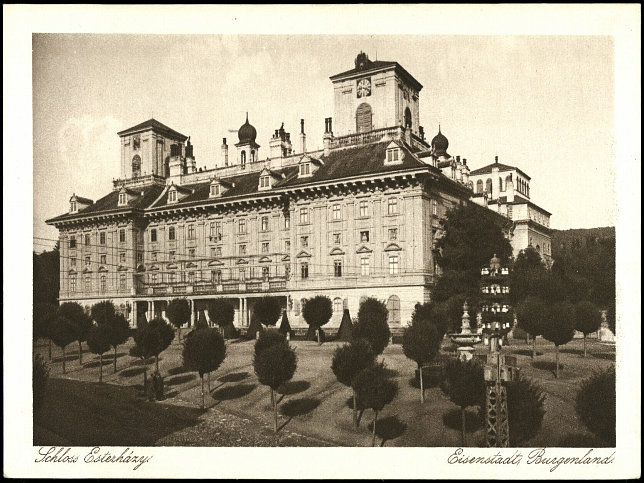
[329,52,423,138]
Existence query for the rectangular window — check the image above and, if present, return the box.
[284,240,291,252]
[188,272,195,284]
[169,250,176,261]
[239,268,246,282]
[168,191,177,202]
[388,228,398,241]
[360,230,370,242]
[389,255,399,275]
[189,248,195,258]
[300,163,310,176]
[150,229,157,242]
[238,219,247,234]
[239,244,247,255]
[300,262,309,279]
[300,208,309,224]
[119,274,127,290]
[285,264,291,279]
[71,257,76,267]
[359,200,368,217]
[168,226,175,240]
[187,224,195,240]
[70,277,76,292]
[149,273,157,285]
[262,266,270,281]
[210,221,222,240]
[100,276,107,293]
[100,254,106,265]
[210,184,220,196]
[261,242,269,253]
[119,193,126,205]
[136,252,143,263]
[85,234,90,246]
[69,236,76,249]
[332,204,341,220]
[284,214,290,230]
[99,232,106,245]
[119,252,126,263]
[119,229,126,243]
[333,233,341,245]
[85,276,92,292]
[151,251,158,261]
[70,201,77,212]
[212,270,222,284]
[387,198,399,215]
[360,257,370,276]
[334,260,342,277]
[432,199,438,216]
[85,256,91,267]
[261,216,269,232]
[300,236,309,248]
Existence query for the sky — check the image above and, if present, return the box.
[32,33,616,252]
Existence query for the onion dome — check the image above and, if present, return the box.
[489,253,501,270]
[238,112,257,144]
[431,125,449,152]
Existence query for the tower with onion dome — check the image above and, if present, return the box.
[235,112,260,169]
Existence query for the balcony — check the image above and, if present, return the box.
[141,276,289,296]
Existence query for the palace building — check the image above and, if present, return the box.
[46,52,552,329]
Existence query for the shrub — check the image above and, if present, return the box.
[255,329,287,357]
[402,318,440,402]
[253,297,283,327]
[49,316,77,374]
[331,339,375,427]
[61,302,93,364]
[302,295,333,342]
[206,299,236,337]
[574,301,602,357]
[166,298,191,340]
[576,366,616,445]
[507,373,546,446]
[542,301,576,378]
[254,341,297,432]
[33,354,50,415]
[352,362,399,446]
[86,324,112,382]
[182,328,227,409]
[354,298,391,355]
[441,357,485,445]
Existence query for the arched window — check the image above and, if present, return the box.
[536,244,541,253]
[356,103,372,133]
[164,156,170,177]
[485,178,493,194]
[132,155,141,178]
[506,175,513,189]
[387,295,401,325]
[250,150,256,163]
[241,151,246,168]
[333,297,342,313]
[476,179,484,193]
[404,107,412,129]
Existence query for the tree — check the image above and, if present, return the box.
[506,373,546,446]
[60,302,92,365]
[104,314,131,373]
[255,329,287,357]
[576,366,615,445]
[541,301,576,378]
[166,298,191,341]
[86,324,112,382]
[33,302,57,360]
[516,296,548,359]
[352,362,399,446]
[434,203,513,302]
[139,317,175,374]
[252,297,283,328]
[129,318,150,389]
[354,298,391,355]
[574,301,602,357]
[402,318,441,402]
[91,300,116,325]
[33,245,60,306]
[302,295,333,343]
[509,247,548,305]
[206,299,236,338]
[441,358,485,446]
[33,354,50,415]
[49,316,76,374]
[605,300,616,335]
[182,328,227,410]
[331,339,375,427]
[253,341,297,433]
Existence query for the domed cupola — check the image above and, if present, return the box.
[238,112,257,144]
[431,125,449,153]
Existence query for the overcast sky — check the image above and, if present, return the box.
[33,33,615,251]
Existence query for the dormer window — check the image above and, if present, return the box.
[118,192,127,206]
[168,190,177,203]
[300,163,311,177]
[210,183,220,197]
[384,142,403,165]
[70,201,77,213]
[259,175,271,189]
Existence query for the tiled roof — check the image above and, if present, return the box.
[117,118,188,141]
[330,61,423,91]
[469,162,531,180]
[73,196,94,204]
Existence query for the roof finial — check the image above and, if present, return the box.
[245,111,248,123]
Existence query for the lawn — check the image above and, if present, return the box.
[33,334,615,447]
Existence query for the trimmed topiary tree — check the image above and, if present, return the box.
[354,297,391,355]
[507,372,546,446]
[166,298,191,341]
[60,302,92,364]
[516,296,548,359]
[574,301,602,357]
[105,314,131,373]
[182,328,227,409]
[34,302,57,360]
[33,353,50,415]
[336,309,353,342]
[252,297,283,328]
[255,329,287,357]
[302,295,333,343]
[90,300,116,325]
[49,315,77,374]
[441,357,485,446]
[86,324,112,382]
[542,301,576,379]
[254,340,297,433]
[331,339,375,428]
[133,317,175,399]
[576,365,616,446]
[402,318,441,403]
[352,362,399,446]
[129,318,150,389]
[278,311,294,339]
[207,299,237,338]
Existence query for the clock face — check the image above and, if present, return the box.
[357,78,371,98]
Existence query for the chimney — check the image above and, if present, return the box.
[506,175,515,203]
[221,138,229,167]
[300,119,307,154]
[495,155,499,164]
[491,158,500,200]
[323,117,333,156]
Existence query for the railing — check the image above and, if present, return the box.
[330,126,404,149]
[112,174,166,190]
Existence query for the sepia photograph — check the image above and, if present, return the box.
[4,4,641,480]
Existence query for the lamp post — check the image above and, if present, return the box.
[480,254,517,447]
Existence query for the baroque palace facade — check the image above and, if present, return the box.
[47,52,551,329]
